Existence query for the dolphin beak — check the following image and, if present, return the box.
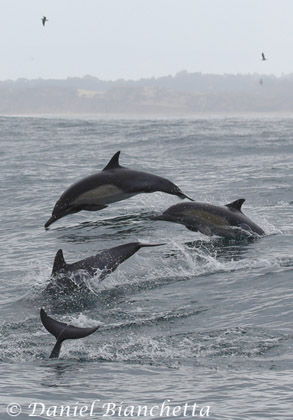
[44,215,57,229]
[152,214,173,222]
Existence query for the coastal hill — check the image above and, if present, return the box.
[1,71,293,115]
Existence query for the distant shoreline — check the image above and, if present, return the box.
[1,72,293,115]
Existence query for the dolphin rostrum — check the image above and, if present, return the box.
[40,308,99,358]
[45,242,164,295]
[153,199,264,239]
[45,151,193,228]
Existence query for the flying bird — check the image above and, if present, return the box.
[42,16,48,26]
[261,52,267,61]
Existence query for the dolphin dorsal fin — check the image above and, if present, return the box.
[52,249,66,275]
[225,198,245,212]
[103,151,122,171]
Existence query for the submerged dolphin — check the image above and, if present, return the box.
[45,151,193,228]
[40,308,99,358]
[45,242,164,295]
[153,199,264,239]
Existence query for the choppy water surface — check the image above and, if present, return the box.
[0,115,292,419]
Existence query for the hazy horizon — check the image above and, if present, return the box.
[1,69,293,84]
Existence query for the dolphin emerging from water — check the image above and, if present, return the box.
[153,199,264,239]
[45,242,164,295]
[40,308,99,358]
[44,151,193,228]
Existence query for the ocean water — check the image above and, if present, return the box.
[0,115,292,420]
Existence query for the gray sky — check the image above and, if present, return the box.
[1,0,292,81]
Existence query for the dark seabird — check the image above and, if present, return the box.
[42,16,48,26]
[261,52,267,61]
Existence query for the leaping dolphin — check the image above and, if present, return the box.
[40,308,99,358]
[153,199,264,239]
[45,242,164,295]
[44,151,193,228]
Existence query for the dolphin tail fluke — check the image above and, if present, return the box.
[177,191,194,201]
[138,242,166,248]
[40,309,100,359]
[50,339,63,359]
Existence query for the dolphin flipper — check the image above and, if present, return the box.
[40,309,100,358]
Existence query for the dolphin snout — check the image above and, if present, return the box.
[151,215,164,221]
[44,215,58,229]
[152,213,176,222]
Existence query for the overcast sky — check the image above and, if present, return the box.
[1,0,292,81]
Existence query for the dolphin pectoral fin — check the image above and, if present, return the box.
[82,204,108,211]
[103,151,123,171]
[225,199,245,212]
[40,309,100,359]
[186,225,199,232]
[238,223,262,237]
[192,224,213,236]
[184,222,212,236]
[239,223,252,232]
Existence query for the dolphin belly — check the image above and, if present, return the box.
[72,184,138,206]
